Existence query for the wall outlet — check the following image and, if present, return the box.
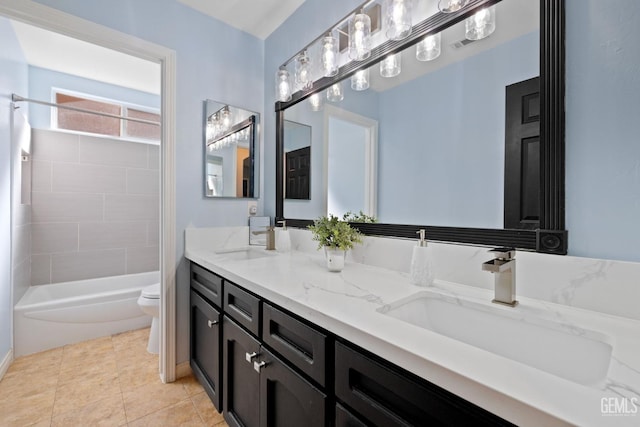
[247,201,258,216]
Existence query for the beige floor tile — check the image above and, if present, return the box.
[123,379,189,422]
[127,399,204,427]
[62,336,114,361]
[112,327,150,353]
[191,392,225,426]
[180,374,205,397]
[118,357,161,392]
[57,351,118,386]
[115,346,158,370]
[0,369,59,401]
[7,347,63,375]
[53,371,121,416]
[0,389,56,426]
[51,393,126,427]
[26,419,53,427]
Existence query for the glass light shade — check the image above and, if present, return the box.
[465,6,496,40]
[349,13,372,61]
[295,50,313,90]
[380,53,401,78]
[384,0,412,41]
[416,33,441,61]
[326,82,344,102]
[276,68,292,102]
[351,69,370,91]
[321,35,339,77]
[221,107,231,132]
[438,0,469,13]
[309,93,323,111]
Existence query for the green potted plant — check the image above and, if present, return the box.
[308,214,364,272]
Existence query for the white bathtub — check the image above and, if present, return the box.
[14,271,159,356]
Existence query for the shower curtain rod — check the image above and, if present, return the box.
[11,93,161,126]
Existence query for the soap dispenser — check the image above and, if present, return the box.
[410,229,435,286]
[276,220,291,253]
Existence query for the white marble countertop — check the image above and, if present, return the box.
[185,245,640,427]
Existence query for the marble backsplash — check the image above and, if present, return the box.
[185,226,640,322]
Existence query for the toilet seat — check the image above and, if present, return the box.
[141,283,160,299]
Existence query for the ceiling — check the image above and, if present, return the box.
[177,0,306,39]
[9,0,306,95]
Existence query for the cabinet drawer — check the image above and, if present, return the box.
[335,342,513,426]
[190,263,223,307]
[262,303,326,387]
[224,281,261,337]
[335,403,368,427]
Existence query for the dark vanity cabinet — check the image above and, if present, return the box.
[222,281,327,427]
[191,262,513,426]
[190,264,224,410]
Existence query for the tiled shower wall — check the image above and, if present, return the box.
[30,129,159,285]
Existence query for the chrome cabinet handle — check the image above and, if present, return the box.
[245,352,258,363]
[207,319,219,328]
[254,360,267,373]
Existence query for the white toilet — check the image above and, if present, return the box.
[137,283,160,354]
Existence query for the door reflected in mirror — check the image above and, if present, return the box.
[204,100,259,198]
[284,120,311,200]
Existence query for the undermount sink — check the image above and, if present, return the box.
[378,290,613,386]
[214,247,276,260]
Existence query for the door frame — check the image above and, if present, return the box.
[322,104,378,218]
[0,0,178,382]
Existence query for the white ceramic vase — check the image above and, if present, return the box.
[324,247,346,272]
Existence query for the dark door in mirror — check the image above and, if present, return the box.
[504,77,540,230]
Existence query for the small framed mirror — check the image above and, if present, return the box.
[204,100,260,198]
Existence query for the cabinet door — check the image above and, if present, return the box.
[335,342,513,426]
[190,290,221,410]
[223,315,261,427]
[258,348,326,427]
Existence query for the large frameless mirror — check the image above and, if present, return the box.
[204,100,259,198]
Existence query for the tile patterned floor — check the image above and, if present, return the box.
[0,328,229,427]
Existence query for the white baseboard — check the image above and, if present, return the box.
[0,349,14,381]
[175,361,192,379]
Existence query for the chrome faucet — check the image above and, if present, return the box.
[482,248,518,307]
[251,227,276,250]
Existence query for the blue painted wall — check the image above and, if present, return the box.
[28,66,160,130]
[0,17,28,363]
[32,0,264,363]
[328,118,366,217]
[377,31,538,227]
[565,0,640,261]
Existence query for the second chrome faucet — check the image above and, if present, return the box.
[482,248,518,307]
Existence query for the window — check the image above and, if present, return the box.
[54,91,160,141]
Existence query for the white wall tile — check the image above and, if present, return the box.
[79,221,148,250]
[52,163,126,193]
[31,254,51,285]
[32,192,103,223]
[126,168,159,195]
[104,194,159,221]
[51,249,126,283]
[79,135,147,168]
[31,129,79,162]
[31,223,79,254]
[148,145,159,170]
[12,258,31,304]
[126,246,159,274]
[32,160,52,193]
[148,220,159,246]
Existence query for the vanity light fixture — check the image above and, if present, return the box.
[326,82,344,102]
[321,34,339,77]
[309,92,323,111]
[437,0,469,13]
[384,0,412,41]
[349,12,372,61]
[295,50,313,91]
[220,106,232,132]
[380,52,401,78]
[416,32,441,61]
[276,67,292,102]
[351,68,370,91]
[465,6,496,40]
